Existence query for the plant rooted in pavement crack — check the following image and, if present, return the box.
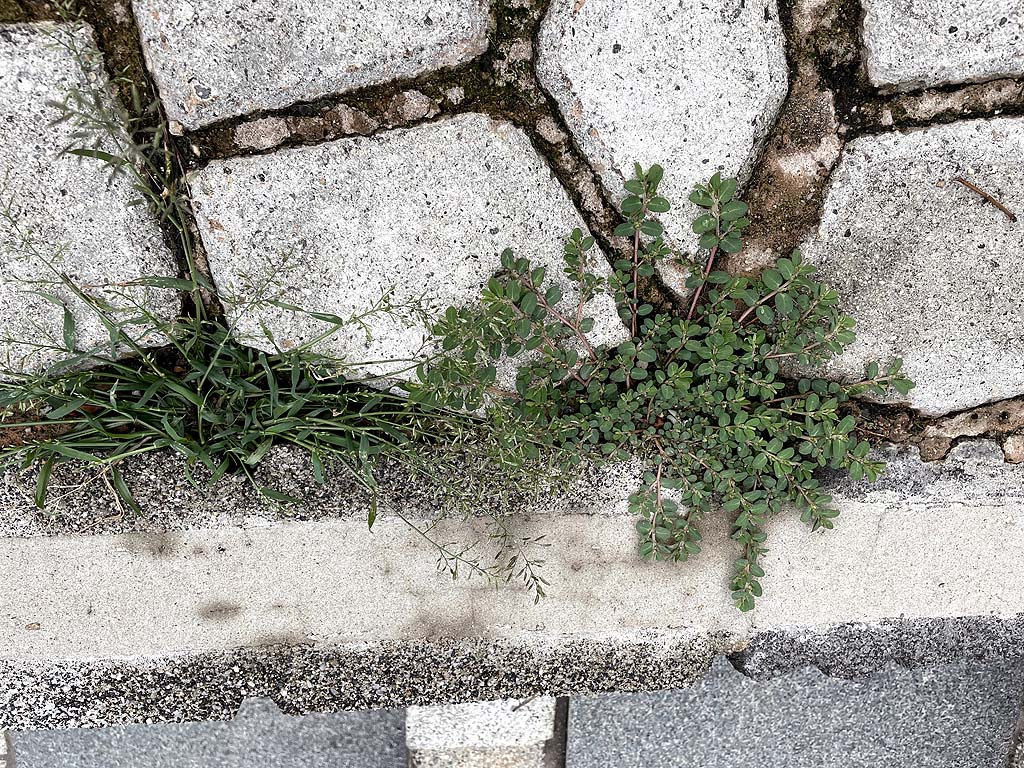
[416,165,913,611]
[0,14,555,601]
[2,5,915,610]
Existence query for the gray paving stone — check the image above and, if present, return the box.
[133,0,490,130]
[567,656,1024,767]
[189,113,625,380]
[406,698,554,767]
[801,117,1024,416]
[537,0,788,285]
[9,698,405,768]
[863,0,1024,90]
[0,23,178,373]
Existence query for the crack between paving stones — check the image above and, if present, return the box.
[56,0,227,322]
[851,77,1024,139]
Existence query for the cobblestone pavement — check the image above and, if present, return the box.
[1,1,1020,422]
[0,0,1022,759]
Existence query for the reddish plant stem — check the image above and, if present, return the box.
[535,292,598,363]
[631,229,640,337]
[736,280,793,325]
[685,224,721,322]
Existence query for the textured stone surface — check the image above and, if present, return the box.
[802,117,1024,416]
[2,441,1024,728]
[567,656,1024,767]
[863,0,1024,90]
[537,0,788,264]
[133,0,489,130]
[0,636,732,731]
[233,117,290,151]
[407,698,554,767]
[0,23,177,373]
[9,699,406,767]
[1007,434,1024,463]
[190,113,625,379]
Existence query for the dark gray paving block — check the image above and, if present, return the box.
[9,698,405,768]
[567,656,1024,767]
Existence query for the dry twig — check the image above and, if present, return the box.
[952,176,1017,223]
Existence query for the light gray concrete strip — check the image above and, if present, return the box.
[0,513,743,661]
[566,656,1024,767]
[133,0,490,130]
[407,698,554,767]
[9,698,406,768]
[802,117,1024,416]
[1,441,1022,660]
[189,113,626,381]
[0,23,178,373]
[863,0,1024,90]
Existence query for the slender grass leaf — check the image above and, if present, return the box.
[110,464,141,513]
[46,397,88,419]
[34,457,54,509]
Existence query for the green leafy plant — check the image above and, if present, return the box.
[1,6,912,611]
[0,14,556,600]
[415,164,913,611]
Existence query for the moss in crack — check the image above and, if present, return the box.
[0,0,56,22]
[793,0,869,121]
[738,78,842,270]
[855,77,1024,136]
[0,0,26,22]
[738,0,861,266]
[845,400,925,450]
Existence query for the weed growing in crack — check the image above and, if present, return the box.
[1,9,912,610]
[0,13,555,600]
[416,164,914,611]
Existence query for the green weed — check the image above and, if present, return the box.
[416,165,913,611]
